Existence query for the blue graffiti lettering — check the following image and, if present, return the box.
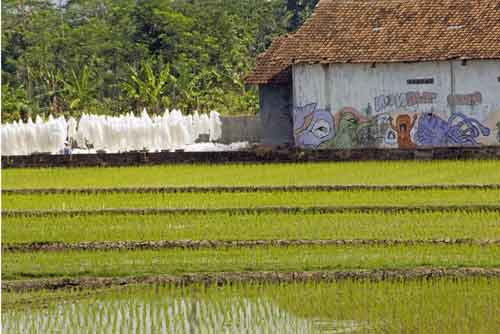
[374,92,438,114]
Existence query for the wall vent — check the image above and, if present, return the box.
[407,78,434,85]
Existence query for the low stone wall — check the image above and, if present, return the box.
[220,116,261,144]
[2,146,500,168]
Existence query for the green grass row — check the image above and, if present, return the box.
[3,244,500,280]
[3,211,500,244]
[3,160,500,189]
[3,279,500,333]
[4,188,500,210]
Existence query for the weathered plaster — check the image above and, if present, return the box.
[292,60,500,149]
[259,83,294,146]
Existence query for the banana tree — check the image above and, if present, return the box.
[121,60,176,114]
[63,65,99,115]
[33,66,65,115]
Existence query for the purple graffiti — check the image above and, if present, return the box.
[415,112,491,146]
[374,91,438,114]
[294,103,335,148]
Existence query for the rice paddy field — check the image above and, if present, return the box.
[2,160,500,333]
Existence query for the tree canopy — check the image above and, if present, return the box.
[2,0,318,122]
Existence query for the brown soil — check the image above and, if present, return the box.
[4,239,500,253]
[4,268,500,292]
[4,205,500,218]
[4,184,499,195]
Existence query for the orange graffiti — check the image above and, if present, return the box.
[388,114,418,149]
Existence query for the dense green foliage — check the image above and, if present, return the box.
[4,160,500,189]
[1,0,318,122]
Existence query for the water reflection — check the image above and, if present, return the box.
[3,294,367,333]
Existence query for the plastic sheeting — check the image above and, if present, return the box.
[1,109,224,155]
[1,116,67,156]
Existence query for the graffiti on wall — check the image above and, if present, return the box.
[497,122,500,143]
[384,129,398,146]
[322,108,393,149]
[447,92,482,106]
[294,107,494,149]
[294,91,498,149]
[415,112,490,146]
[374,91,438,114]
[327,107,367,149]
[293,103,335,148]
[388,114,418,149]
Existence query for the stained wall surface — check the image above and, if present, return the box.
[259,83,294,146]
[220,116,261,144]
[292,60,500,149]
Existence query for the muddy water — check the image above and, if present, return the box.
[2,292,365,333]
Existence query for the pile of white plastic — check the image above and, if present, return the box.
[1,115,68,156]
[1,109,232,155]
[75,109,222,152]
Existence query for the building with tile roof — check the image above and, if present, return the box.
[247,0,500,149]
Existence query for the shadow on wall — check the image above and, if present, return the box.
[293,94,499,150]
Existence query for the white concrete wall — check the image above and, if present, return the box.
[452,60,500,134]
[292,60,500,149]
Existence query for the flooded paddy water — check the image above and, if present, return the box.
[3,278,499,333]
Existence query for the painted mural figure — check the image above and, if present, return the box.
[294,103,496,149]
[388,114,418,149]
[415,112,490,146]
[384,129,398,146]
[330,109,360,149]
[293,103,335,148]
[447,112,491,145]
[324,107,373,149]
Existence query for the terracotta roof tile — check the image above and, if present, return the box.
[246,0,500,84]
